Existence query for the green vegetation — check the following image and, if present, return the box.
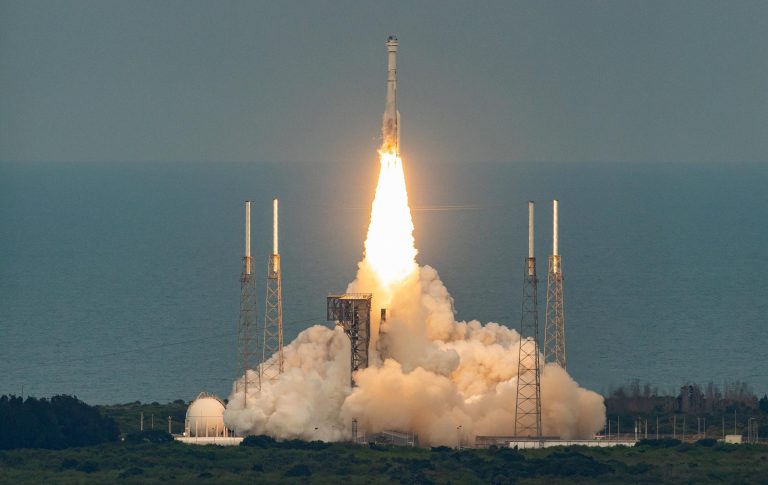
[0,395,118,449]
[1,437,768,484]
[97,400,188,436]
[4,391,768,483]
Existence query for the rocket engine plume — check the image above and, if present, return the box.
[362,150,417,294]
[224,36,606,446]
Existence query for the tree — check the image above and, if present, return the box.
[759,394,768,414]
[0,394,119,449]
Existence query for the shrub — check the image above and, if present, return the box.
[60,458,79,469]
[533,450,614,477]
[431,446,452,453]
[696,438,717,447]
[76,460,100,473]
[124,430,173,443]
[636,438,682,448]
[280,439,329,450]
[118,467,144,479]
[627,462,652,475]
[284,464,312,477]
[240,435,276,448]
[489,447,525,464]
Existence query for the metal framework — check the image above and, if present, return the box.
[262,199,284,383]
[544,200,566,369]
[515,202,542,438]
[237,201,260,404]
[747,418,759,444]
[327,293,372,386]
[545,255,566,369]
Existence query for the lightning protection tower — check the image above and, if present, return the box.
[262,198,284,383]
[545,200,567,369]
[327,293,372,387]
[515,201,542,438]
[237,201,260,404]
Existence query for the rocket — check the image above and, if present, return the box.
[382,35,400,154]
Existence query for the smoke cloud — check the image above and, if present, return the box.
[224,261,605,446]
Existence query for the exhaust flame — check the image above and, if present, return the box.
[363,149,418,290]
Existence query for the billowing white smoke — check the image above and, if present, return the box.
[224,260,606,446]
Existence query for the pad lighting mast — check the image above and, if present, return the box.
[262,198,284,382]
[237,201,260,404]
[514,201,542,438]
[545,200,566,369]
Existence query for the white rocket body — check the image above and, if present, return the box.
[383,35,400,154]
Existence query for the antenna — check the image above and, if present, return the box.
[529,201,535,259]
[553,199,558,258]
[273,197,279,255]
[245,199,251,274]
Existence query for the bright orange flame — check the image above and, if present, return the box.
[363,149,418,287]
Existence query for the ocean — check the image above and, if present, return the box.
[1,160,767,403]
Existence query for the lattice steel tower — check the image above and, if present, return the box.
[545,199,566,369]
[262,198,284,383]
[237,200,260,404]
[515,201,542,438]
[327,294,372,387]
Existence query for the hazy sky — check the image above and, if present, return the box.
[2,1,767,163]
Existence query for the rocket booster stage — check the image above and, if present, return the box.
[383,35,400,154]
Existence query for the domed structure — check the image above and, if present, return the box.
[184,392,229,438]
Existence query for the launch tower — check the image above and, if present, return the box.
[327,293,372,386]
[514,201,542,438]
[544,200,566,369]
[262,198,284,382]
[237,201,260,403]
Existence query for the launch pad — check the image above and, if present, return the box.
[218,33,595,449]
[327,293,373,386]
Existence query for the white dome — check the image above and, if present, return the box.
[186,392,226,437]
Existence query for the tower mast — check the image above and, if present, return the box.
[515,201,542,438]
[262,198,284,382]
[545,199,566,369]
[237,201,259,405]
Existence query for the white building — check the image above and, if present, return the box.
[175,392,242,446]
